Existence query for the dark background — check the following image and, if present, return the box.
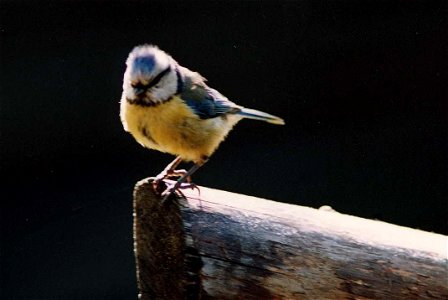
[1,1,446,299]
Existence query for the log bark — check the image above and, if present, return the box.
[133,178,448,300]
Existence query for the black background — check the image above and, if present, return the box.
[1,1,446,299]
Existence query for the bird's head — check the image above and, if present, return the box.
[123,45,180,106]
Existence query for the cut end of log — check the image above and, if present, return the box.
[133,179,448,299]
[133,178,190,299]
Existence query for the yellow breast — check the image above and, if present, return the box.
[120,96,241,162]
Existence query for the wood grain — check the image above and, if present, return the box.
[133,179,448,299]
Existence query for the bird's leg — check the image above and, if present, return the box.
[153,156,183,193]
[155,156,183,180]
[161,162,204,203]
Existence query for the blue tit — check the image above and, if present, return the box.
[120,44,284,201]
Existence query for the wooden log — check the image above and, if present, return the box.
[133,178,448,300]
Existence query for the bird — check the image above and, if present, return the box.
[120,44,285,202]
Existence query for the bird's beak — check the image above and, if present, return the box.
[134,87,146,97]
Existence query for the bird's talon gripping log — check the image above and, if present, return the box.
[150,177,166,196]
[159,180,197,204]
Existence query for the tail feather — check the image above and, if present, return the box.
[238,108,285,125]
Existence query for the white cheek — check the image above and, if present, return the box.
[151,73,177,101]
[152,87,171,101]
[124,85,133,98]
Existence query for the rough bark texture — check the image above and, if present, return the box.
[133,179,448,300]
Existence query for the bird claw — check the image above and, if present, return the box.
[152,177,167,195]
[152,161,202,204]
[152,167,197,204]
[154,169,189,181]
[159,179,200,204]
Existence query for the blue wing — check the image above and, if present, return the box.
[180,87,241,119]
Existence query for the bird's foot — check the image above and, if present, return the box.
[152,169,189,192]
[152,177,168,195]
[160,179,200,204]
[153,168,192,184]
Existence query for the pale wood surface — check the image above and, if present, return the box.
[133,179,448,299]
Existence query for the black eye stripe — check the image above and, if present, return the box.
[147,66,171,89]
[131,66,171,90]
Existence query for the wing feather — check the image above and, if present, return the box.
[181,86,241,119]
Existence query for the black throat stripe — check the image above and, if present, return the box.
[126,96,173,107]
